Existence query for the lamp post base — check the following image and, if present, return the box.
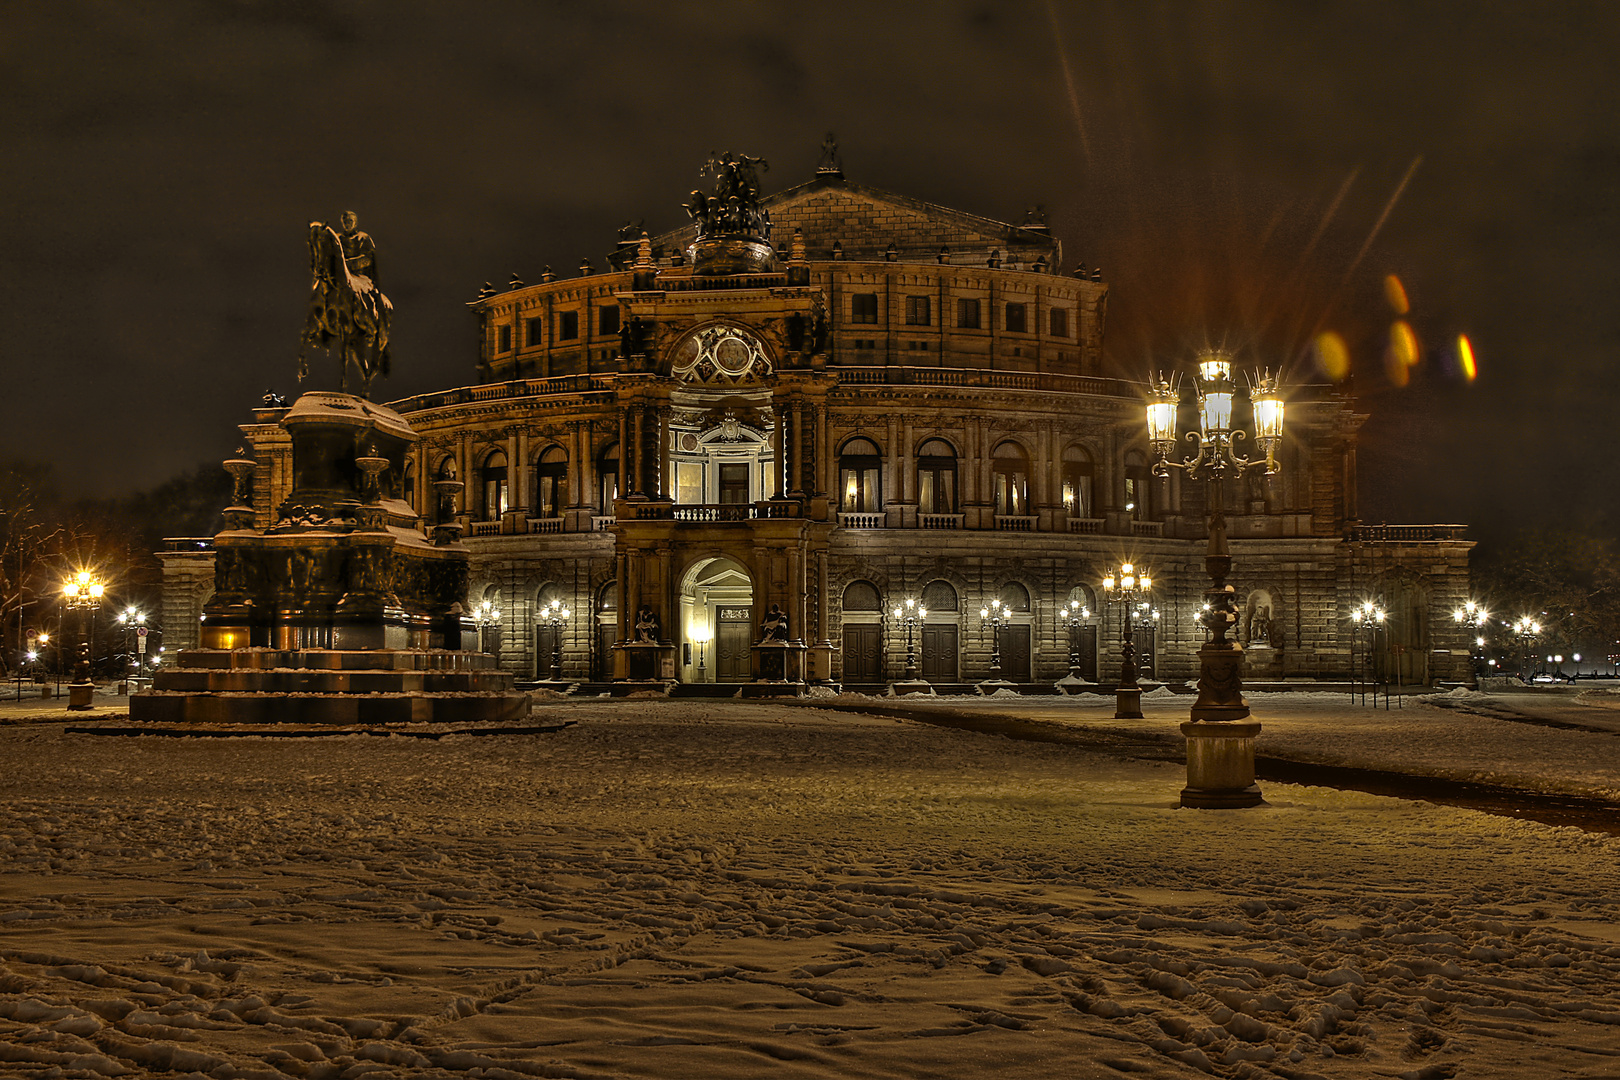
[1114,686,1143,719]
[1180,719,1264,808]
[67,682,95,711]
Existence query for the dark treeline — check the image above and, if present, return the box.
[0,459,232,676]
[1470,529,1620,672]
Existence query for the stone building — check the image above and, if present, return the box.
[161,153,1474,689]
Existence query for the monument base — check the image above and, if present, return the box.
[68,682,95,710]
[1114,686,1143,719]
[1179,719,1265,808]
[130,648,530,725]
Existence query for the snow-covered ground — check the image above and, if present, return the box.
[2,692,1619,1079]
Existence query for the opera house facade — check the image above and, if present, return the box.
[161,154,1474,691]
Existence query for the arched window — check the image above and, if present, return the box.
[534,446,568,518]
[481,451,509,521]
[1061,445,1094,519]
[998,581,1031,612]
[1067,584,1096,612]
[916,439,957,515]
[598,443,620,510]
[400,461,415,511]
[1124,450,1153,520]
[838,438,882,513]
[921,579,959,612]
[842,580,883,612]
[992,441,1030,516]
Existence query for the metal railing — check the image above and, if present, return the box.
[1348,524,1469,543]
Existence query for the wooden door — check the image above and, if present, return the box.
[1076,625,1098,680]
[536,625,559,678]
[594,622,615,680]
[921,624,958,681]
[716,607,753,682]
[1136,627,1156,678]
[841,623,882,682]
[1000,625,1031,681]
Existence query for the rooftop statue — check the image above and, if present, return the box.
[298,211,393,399]
[684,152,772,243]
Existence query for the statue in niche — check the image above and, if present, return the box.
[634,605,660,644]
[1246,602,1272,647]
[761,604,790,643]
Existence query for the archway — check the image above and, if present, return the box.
[680,555,755,683]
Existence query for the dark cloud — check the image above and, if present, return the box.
[0,0,1616,544]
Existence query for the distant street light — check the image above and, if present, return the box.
[890,598,927,683]
[1101,563,1150,719]
[474,598,501,655]
[539,598,570,680]
[1453,601,1488,681]
[978,599,1009,684]
[1061,599,1091,681]
[690,621,712,682]
[1511,616,1541,681]
[1352,600,1387,706]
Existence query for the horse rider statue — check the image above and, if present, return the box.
[298,211,393,399]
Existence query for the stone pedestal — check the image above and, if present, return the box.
[616,642,675,682]
[67,682,94,710]
[1180,719,1264,808]
[1114,686,1143,718]
[752,641,806,683]
[889,679,933,696]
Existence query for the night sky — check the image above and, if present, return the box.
[4,1,1616,544]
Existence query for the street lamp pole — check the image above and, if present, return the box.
[1101,564,1150,719]
[1147,351,1285,808]
[474,599,501,656]
[1512,616,1540,682]
[61,570,105,711]
[1062,599,1091,681]
[538,598,570,680]
[978,599,1009,687]
[1352,600,1386,706]
[888,598,929,695]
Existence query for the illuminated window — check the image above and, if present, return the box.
[992,441,1029,515]
[1061,445,1095,518]
[838,438,882,513]
[534,446,567,517]
[481,451,509,520]
[916,439,957,514]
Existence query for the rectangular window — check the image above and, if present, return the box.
[957,297,980,329]
[525,317,544,347]
[497,325,512,353]
[905,295,931,326]
[1005,302,1027,333]
[676,461,703,504]
[1049,306,1069,338]
[851,293,878,324]
[719,463,750,505]
[599,306,620,336]
[559,311,579,340]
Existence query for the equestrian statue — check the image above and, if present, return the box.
[298,211,392,399]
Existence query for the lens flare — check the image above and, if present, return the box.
[1383,274,1410,315]
[1313,331,1350,381]
[1384,345,1411,387]
[1390,320,1420,367]
[1457,334,1477,381]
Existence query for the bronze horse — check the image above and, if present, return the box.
[297,221,392,398]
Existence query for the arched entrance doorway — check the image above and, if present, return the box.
[680,556,755,683]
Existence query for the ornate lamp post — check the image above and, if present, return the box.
[1147,351,1285,808]
[1101,564,1151,718]
[474,598,501,655]
[890,598,927,683]
[116,606,149,686]
[1511,616,1540,682]
[1352,600,1387,704]
[978,599,1009,686]
[1062,599,1091,681]
[1453,600,1488,681]
[62,570,105,711]
[538,597,570,680]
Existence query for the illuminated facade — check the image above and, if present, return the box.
[162,159,1474,688]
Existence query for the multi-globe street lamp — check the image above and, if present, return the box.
[1453,600,1488,681]
[1352,600,1387,705]
[890,598,927,683]
[979,599,1009,684]
[1100,563,1150,719]
[1147,350,1285,808]
[62,570,105,711]
[116,606,151,685]
[1061,599,1092,681]
[538,597,570,680]
[1511,616,1540,681]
